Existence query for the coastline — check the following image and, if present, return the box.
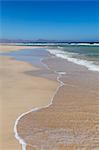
[46,48,99,72]
[0,45,99,150]
[0,45,44,53]
[14,67,65,150]
[16,48,99,150]
[0,45,58,150]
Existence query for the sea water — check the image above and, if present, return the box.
[47,45,99,72]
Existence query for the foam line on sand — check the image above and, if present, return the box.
[14,57,66,150]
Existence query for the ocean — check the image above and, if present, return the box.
[1,43,99,72]
[47,45,99,72]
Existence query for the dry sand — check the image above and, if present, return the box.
[0,45,58,150]
[0,44,44,53]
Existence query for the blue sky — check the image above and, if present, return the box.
[0,0,99,41]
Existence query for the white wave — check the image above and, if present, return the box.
[47,49,99,72]
[93,43,99,46]
[76,43,92,45]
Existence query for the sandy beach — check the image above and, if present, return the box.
[0,45,99,150]
[0,45,58,150]
[1,1,99,149]
[0,45,44,53]
[17,53,99,150]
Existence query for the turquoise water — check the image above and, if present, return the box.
[0,48,48,68]
[0,45,99,72]
[61,45,99,63]
[47,45,99,72]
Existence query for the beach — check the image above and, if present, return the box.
[0,45,99,150]
[1,1,99,149]
[0,45,58,150]
[16,47,99,150]
[0,45,46,53]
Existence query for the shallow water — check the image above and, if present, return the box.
[47,45,99,72]
[0,48,49,68]
[1,45,99,71]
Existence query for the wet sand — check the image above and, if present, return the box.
[0,46,58,150]
[17,56,99,150]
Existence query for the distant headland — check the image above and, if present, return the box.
[0,39,99,44]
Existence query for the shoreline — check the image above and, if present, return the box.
[1,45,99,149]
[0,45,45,53]
[14,62,65,150]
[0,45,58,150]
[16,48,99,149]
[46,48,99,72]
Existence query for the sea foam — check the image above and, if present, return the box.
[47,49,99,72]
[14,58,65,150]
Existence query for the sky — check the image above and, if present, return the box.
[0,0,99,41]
